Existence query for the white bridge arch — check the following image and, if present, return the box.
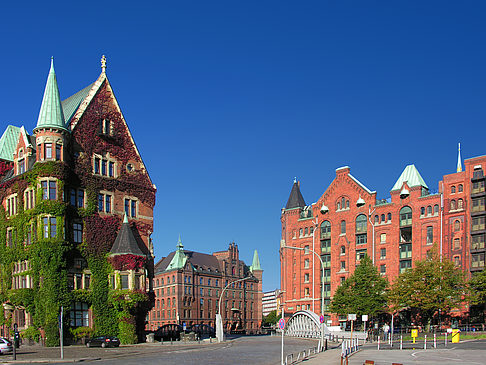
[284,310,331,339]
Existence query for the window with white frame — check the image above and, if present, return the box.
[6,227,15,247]
[42,217,57,238]
[124,198,137,218]
[93,154,116,177]
[41,179,57,200]
[6,194,17,216]
[73,222,83,243]
[98,193,113,213]
[24,189,35,210]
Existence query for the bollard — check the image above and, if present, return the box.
[377,337,380,350]
[445,332,447,347]
[400,335,402,350]
[325,338,328,351]
[424,335,427,350]
[434,333,436,348]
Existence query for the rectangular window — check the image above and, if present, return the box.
[399,259,412,273]
[73,223,83,243]
[380,248,386,259]
[56,144,61,160]
[42,180,57,200]
[101,159,107,176]
[472,234,485,250]
[94,157,100,174]
[98,193,112,213]
[472,217,486,231]
[75,273,83,290]
[121,274,129,290]
[321,254,331,268]
[105,195,111,212]
[125,198,137,218]
[340,261,346,271]
[18,158,25,174]
[24,189,34,210]
[109,162,114,177]
[321,239,331,253]
[49,181,56,200]
[7,228,14,247]
[472,198,485,213]
[471,253,485,268]
[304,259,309,268]
[50,217,57,238]
[45,143,52,159]
[70,302,89,328]
[399,243,412,259]
[323,268,331,282]
[380,264,386,275]
[84,274,90,289]
[426,226,434,244]
[98,194,103,211]
[77,190,84,208]
[380,233,386,243]
[43,217,49,238]
[304,273,309,282]
[304,245,309,254]
[356,234,367,245]
[356,249,367,261]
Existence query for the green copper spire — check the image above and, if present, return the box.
[34,58,67,132]
[167,235,187,270]
[250,249,261,272]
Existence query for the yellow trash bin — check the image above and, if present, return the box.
[451,329,460,343]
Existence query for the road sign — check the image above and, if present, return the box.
[348,313,357,321]
[278,318,285,329]
[362,315,368,322]
[319,315,325,324]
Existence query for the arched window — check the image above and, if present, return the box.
[458,184,463,192]
[451,186,456,194]
[374,215,379,224]
[304,227,308,236]
[454,220,461,232]
[450,200,456,211]
[341,197,346,209]
[399,206,412,226]
[337,202,340,210]
[340,246,346,255]
[434,204,439,215]
[458,199,464,209]
[320,221,331,239]
[356,214,367,233]
[381,214,385,222]
[421,207,425,216]
[346,200,349,209]
[340,220,346,234]
[427,206,432,215]
[387,213,392,222]
[299,228,303,237]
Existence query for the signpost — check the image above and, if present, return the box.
[319,315,326,351]
[13,323,17,360]
[279,317,285,365]
[348,314,356,342]
[362,315,368,343]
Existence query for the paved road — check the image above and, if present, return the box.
[4,336,324,364]
[349,338,486,365]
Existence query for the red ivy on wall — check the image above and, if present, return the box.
[108,254,146,271]
[84,214,121,257]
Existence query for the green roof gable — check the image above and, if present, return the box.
[0,125,20,161]
[391,164,428,191]
[62,83,93,126]
[166,235,187,270]
[34,58,67,132]
[250,249,262,272]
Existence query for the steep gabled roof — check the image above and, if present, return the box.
[62,83,94,126]
[166,236,187,270]
[155,249,221,274]
[285,180,306,209]
[391,164,428,191]
[34,58,67,132]
[110,215,144,256]
[0,125,20,161]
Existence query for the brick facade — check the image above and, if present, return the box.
[148,242,263,334]
[280,156,486,325]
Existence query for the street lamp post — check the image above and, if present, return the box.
[216,276,253,342]
[282,245,325,316]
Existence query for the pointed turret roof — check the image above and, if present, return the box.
[391,164,428,191]
[166,235,187,270]
[457,143,463,173]
[34,58,68,132]
[285,179,306,209]
[250,249,262,272]
[110,214,144,256]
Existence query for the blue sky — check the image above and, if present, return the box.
[1,1,486,291]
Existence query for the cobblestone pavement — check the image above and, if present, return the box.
[0,335,334,364]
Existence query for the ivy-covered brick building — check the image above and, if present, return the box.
[0,57,156,345]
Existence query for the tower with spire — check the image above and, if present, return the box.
[0,57,156,345]
[457,142,463,173]
[33,58,69,162]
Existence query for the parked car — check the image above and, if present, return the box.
[0,338,13,354]
[86,336,120,348]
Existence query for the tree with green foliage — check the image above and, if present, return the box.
[262,310,279,326]
[469,269,486,306]
[388,248,465,330]
[329,255,388,317]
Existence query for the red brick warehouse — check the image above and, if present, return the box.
[280,147,485,325]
